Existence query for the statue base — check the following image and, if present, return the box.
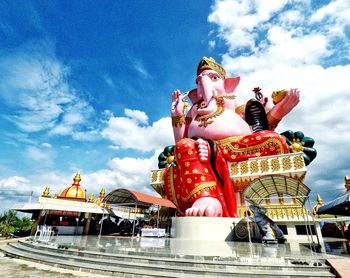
[171,217,242,241]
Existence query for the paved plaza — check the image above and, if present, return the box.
[2,236,347,277]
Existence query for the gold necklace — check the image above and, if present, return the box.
[195,97,225,127]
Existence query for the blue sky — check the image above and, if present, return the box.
[0,0,349,211]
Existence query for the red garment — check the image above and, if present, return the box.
[163,131,288,217]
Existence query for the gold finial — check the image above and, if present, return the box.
[345,176,350,191]
[100,188,106,198]
[313,194,324,216]
[89,193,94,202]
[73,172,81,185]
[197,57,226,80]
[42,186,50,197]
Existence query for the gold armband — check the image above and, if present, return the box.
[172,115,185,127]
[267,112,281,130]
[235,104,246,115]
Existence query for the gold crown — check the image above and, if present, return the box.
[197,57,226,80]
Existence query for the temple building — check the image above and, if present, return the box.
[12,172,176,237]
[12,172,109,236]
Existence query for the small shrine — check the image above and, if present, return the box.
[13,172,109,236]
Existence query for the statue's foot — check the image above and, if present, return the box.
[185,197,223,217]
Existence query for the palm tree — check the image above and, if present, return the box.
[0,210,19,237]
[17,216,33,233]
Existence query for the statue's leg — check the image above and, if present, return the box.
[219,131,289,162]
[215,146,238,217]
[164,138,231,216]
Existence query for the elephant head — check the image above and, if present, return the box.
[188,57,240,115]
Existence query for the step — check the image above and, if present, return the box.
[1,241,335,278]
[15,239,329,272]
[20,238,329,271]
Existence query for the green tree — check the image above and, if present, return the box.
[0,210,19,237]
[17,216,33,233]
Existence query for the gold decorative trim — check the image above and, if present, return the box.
[168,167,179,208]
[250,161,259,174]
[195,97,225,127]
[215,135,244,145]
[197,56,226,80]
[240,161,249,174]
[271,158,280,171]
[282,157,292,171]
[151,171,158,183]
[182,181,216,202]
[231,163,239,175]
[222,94,236,100]
[260,159,269,173]
[293,155,304,169]
[172,115,185,127]
[219,137,286,155]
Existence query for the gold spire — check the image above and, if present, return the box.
[197,57,226,80]
[42,186,50,197]
[73,172,81,185]
[89,193,94,202]
[313,194,324,216]
[100,188,106,198]
[345,176,350,191]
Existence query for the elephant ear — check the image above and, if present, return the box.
[188,88,200,104]
[224,76,240,93]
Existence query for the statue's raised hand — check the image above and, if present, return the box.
[171,89,186,116]
[270,88,300,119]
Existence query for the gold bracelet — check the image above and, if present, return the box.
[172,115,185,127]
[235,104,246,114]
[267,112,281,130]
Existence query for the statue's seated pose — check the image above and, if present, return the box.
[164,57,299,217]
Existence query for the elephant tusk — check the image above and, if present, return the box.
[182,91,190,97]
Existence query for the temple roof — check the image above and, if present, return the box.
[58,172,86,201]
[244,175,311,206]
[104,188,176,209]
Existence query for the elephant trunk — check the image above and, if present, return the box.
[197,75,216,109]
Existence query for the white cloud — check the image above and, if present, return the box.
[124,108,149,125]
[83,153,159,195]
[209,0,350,202]
[208,0,289,52]
[0,40,97,140]
[0,150,162,211]
[101,109,174,152]
[129,57,151,79]
[41,143,52,148]
[25,146,55,167]
[0,176,30,189]
[311,0,350,27]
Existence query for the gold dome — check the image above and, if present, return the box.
[58,172,86,201]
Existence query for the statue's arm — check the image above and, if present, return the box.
[267,88,300,130]
[171,90,189,143]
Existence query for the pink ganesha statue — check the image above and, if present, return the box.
[161,57,299,218]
